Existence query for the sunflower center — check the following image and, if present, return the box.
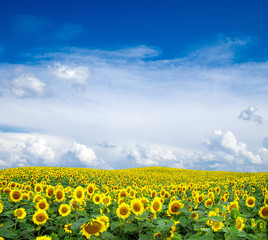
[120,207,128,215]
[133,204,140,212]
[237,221,242,229]
[67,224,72,230]
[88,187,93,193]
[36,186,41,192]
[213,221,220,228]
[36,213,45,222]
[48,189,54,196]
[85,222,101,234]
[39,202,46,209]
[13,191,21,199]
[77,191,82,198]
[103,198,109,203]
[57,191,63,199]
[171,203,180,212]
[62,207,68,213]
[262,207,268,216]
[17,210,22,216]
[153,202,160,211]
[248,199,253,205]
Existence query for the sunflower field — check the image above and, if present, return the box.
[0,167,267,240]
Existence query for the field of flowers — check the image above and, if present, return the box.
[0,167,267,240]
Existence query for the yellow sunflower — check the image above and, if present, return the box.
[150,197,162,214]
[54,188,65,202]
[80,219,105,239]
[46,186,55,198]
[130,199,144,216]
[116,202,131,220]
[228,201,239,212]
[93,193,102,205]
[64,223,72,233]
[14,208,27,219]
[246,196,256,208]
[259,205,268,219]
[211,221,224,232]
[168,200,184,215]
[10,189,23,202]
[236,217,245,231]
[58,204,71,217]
[97,215,110,231]
[86,184,95,196]
[35,198,49,211]
[34,183,43,193]
[204,199,213,208]
[73,186,85,203]
[32,209,49,225]
[102,195,112,206]
[191,211,199,220]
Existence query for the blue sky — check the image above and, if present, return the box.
[0,0,268,171]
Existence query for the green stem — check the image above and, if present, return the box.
[14,219,17,232]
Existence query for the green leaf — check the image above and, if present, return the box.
[229,226,239,238]
[70,217,88,233]
[124,223,138,233]
[0,229,17,238]
[208,215,224,221]
[101,232,116,240]
[179,216,188,227]
[110,221,121,231]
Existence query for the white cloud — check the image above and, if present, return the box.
[11,74,46,98]
[0,132,109,169]
[71,142,98,166]
[49,63,90,84]
[204,130,262,165]
[238,106,262,124]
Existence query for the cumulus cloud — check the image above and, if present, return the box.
[11,74,46,98]
[204,130,262,165]
[238,106,262,124]
[0,132,109,169]
[71,142,98,166]
[122,143,183,167]
[49,63,90,84]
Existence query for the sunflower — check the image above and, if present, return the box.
[14,208,27,219]
[150,197,162,214]
[34,183,43,193]
[46,186,55,198]
[73,186,85,203]
[33,194,44,203]
[116,202,131,220]
[35,236,52,240]
[58,204,71,217]
[228,201,239,212]
[256,220,266,232]
[10,189,23,202]
[236,217,245,231]
[259,205,268,219]
[86,184,95,196]
[131,199,144,216]
[35,198,49,211]
[64,223,72,233]
[93,193,102,205]
[32,209,49,225]
[97,215,110,231]
[205,199,213,208]
[102,195,112,206]
[246,196,256,208]
[80,219,105,239]
[55,189,65,202]
[211,221,224,232]
[168,200,184,215]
